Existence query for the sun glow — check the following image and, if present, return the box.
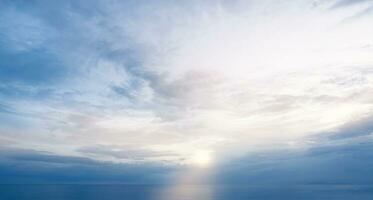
[190,150,213,167]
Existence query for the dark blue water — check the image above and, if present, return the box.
[1,184,373,200]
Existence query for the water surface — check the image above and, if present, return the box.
[1,184,373,200]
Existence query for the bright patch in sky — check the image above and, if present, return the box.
[190,150,213,167]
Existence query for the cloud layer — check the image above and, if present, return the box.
[1,0,373,175]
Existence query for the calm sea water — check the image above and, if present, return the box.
[1,184,373,200]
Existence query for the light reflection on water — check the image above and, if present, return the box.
[155,185,213,200]
[155,168,213,200]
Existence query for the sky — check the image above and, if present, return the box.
[1,0,373,184]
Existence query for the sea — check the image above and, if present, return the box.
[1,184,373,200]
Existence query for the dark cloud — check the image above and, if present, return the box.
[0,147,176,184]
[214,140,373,185]
[324,115,373,140]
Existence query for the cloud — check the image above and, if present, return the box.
[78,144,179,161]
[214,138,373,185]
[326,115,373,140]
[0,147,175,184]
[0,0,373,168]
[332,0,373,9]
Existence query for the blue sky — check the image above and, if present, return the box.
[1,0,373,184]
